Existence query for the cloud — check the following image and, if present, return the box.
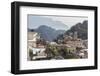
[28,15,68,30]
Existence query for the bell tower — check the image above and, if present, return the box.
[73,31,78,39]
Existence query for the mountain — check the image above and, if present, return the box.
[65,20,88,40]
[33,25,66,42]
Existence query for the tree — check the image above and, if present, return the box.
[36,38,46,46]
[45,45,53,58]
[29,49,33,60]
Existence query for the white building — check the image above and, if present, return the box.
[28,32,40,48]
[28,32,47,60]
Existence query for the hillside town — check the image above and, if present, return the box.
[27,31,88,61]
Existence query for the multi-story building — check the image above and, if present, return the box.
[28,32,40,48]
[27,31,47,60]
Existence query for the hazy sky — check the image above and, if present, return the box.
[28,15,88,30]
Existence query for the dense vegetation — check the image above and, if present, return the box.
[45,44,79,59]
[65,20,88,40]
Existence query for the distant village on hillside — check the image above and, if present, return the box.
[27,26,88,61]
[27,15,88,61]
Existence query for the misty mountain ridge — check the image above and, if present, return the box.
[29,25,66,42]
[28,20,88,42]
[29,16,69,31]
